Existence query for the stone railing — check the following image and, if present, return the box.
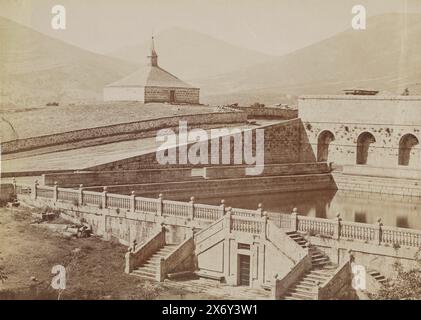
[229,213,266,235]
[158,236,195,281]
[194,216,226,253]
[317,256,352,300]
[272,253,312,299]
[125,226,166,274]
[16,182,421,248]
[284,208,421,248]
[24,182,261,224]
[57,187,79,203]
[266,220,308,264]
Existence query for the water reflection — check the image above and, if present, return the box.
[198,190,421,230]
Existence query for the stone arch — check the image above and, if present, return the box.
[356,132,376,165]
[317,130,335,162]
[398,134,419,166]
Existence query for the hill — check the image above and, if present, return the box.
[0,17,137,108]
[197,13,421,105]
[108,27,273,81]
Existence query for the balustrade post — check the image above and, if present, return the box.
[225,207,232,232]
[220,199,226,217]
[32,180,38,200]
[257,203,263,216]
[12,177,16,194]
[375,218,382,245]
[189,196,195,220]
[102,186,108,209]
[262,211,268,239]
[316,281,322,300]
[78,184,84,206]
[53,181,58,202]
[334,213,341,240]
[157,193,163,216]
[124,247,134,274]
[291,208,298,231]
[130,191,136,213]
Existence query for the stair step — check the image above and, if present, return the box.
[286,291,316,300]
[304,275,329,282]
[132,270,157,279]
[283,296,302,300]
[143,260,159,266]
[294,284,317,292]
[310,270,334,277]
[138,266,157,273]
[301,279,319,286]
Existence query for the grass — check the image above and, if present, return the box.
[0,206,167,299]
[1,102,220,140]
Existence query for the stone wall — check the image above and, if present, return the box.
[203,162,330,179]
[87,119,303,171]
[0,184,14,203]
[83,173,335,200]
[299,95,421,167]
[1,112,246,154]
[42,168,197,187]
[230,106,298,119]
[145,86,200,104]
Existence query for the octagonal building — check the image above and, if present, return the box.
[104,37,200,104]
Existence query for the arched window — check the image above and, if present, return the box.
[356,132,376,165]
[317,130,335,162]
[398,134,419,166]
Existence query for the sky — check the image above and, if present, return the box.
[1,0,421,56]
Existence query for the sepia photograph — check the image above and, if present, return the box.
[1,0,421,305]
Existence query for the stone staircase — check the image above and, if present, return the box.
[282,231,338,300]
[368,269,387,286]
[131,244,178,280]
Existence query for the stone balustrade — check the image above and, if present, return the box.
[158,236,195,281]
[125,226,166,274]
[15,181,421,249]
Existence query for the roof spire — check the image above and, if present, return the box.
[148,35,158,67]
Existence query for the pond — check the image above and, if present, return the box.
[198,189,421,230]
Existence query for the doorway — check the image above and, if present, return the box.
[238,254,250,286]
[169,90,176,103]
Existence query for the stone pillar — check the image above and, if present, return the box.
[333,213,342,240]
[256,203,263,216]
[220,199,226,217]
[157,193,163,216]
[53,181,58,202]
[189,196,195,220]
[375,218,382,245]
[130,191,136,213]
[225,207,232,232]
[32,180,38,200]
[291,208,298,231]
[78,184,84,206]
[261,211,268,239]
[12,177,16,194]
[102,211,109,240]
[101,186,108,209]
[124,247,134,274]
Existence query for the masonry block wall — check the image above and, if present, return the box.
[87,119,303,171]
[299,95,421,168]
[145,87,200,104]
[1,112,246,154]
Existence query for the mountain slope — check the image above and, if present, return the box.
[0,17,137,107]
[197,13,421,105]
[109,27,273,81]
